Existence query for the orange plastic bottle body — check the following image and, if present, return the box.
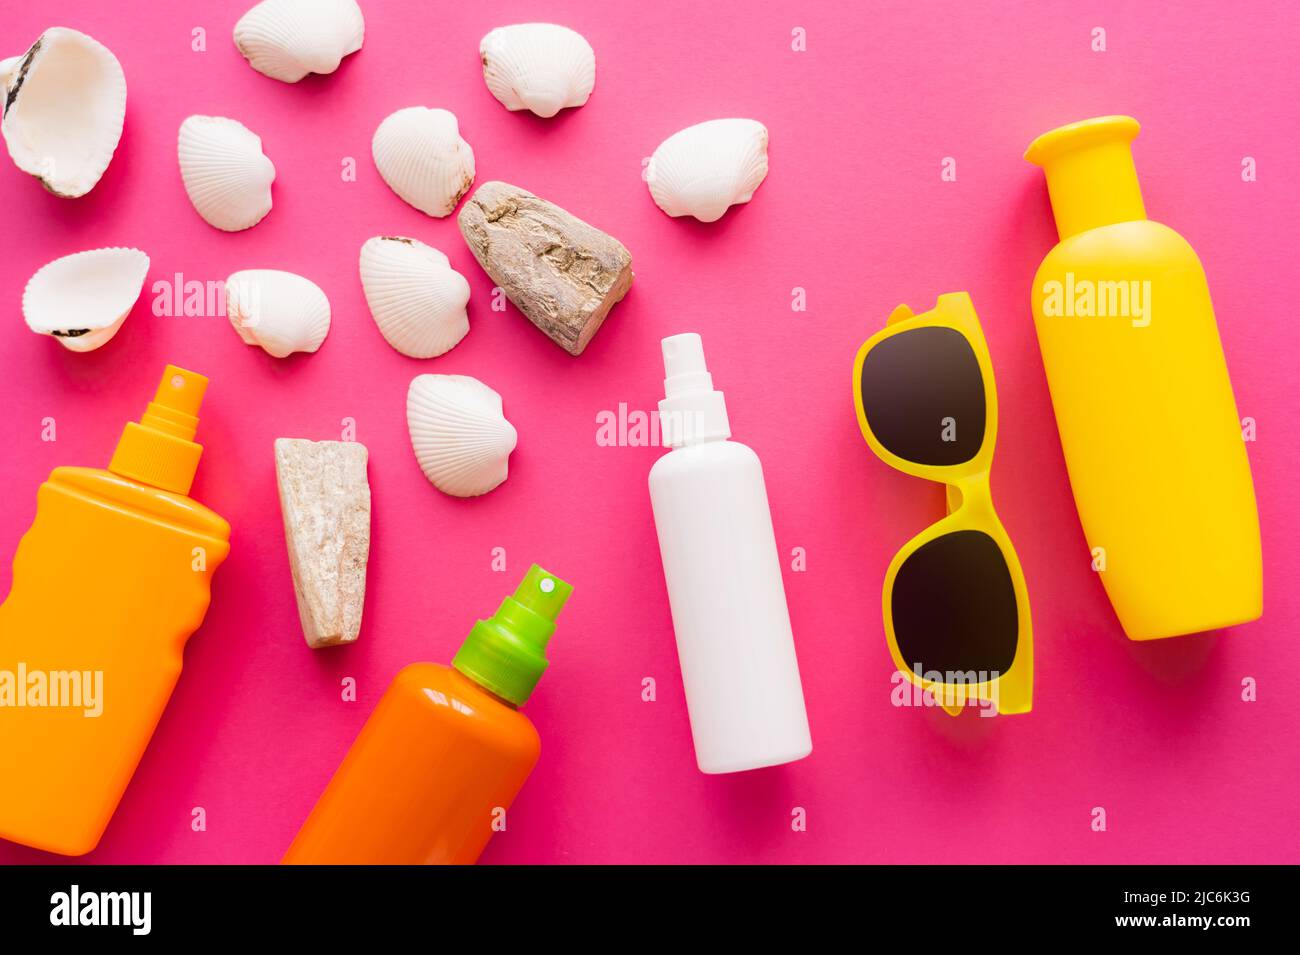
[284,663,541,865]
[0,467,230,855]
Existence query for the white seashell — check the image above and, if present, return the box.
[233,0,365,83]
[226,269,330,358]
[22,247,149,352]
[359,237,471,358]
[178,115,276,231]
[372,107,474,218]
[479,23,595,119]
[406,375,517,497]
[646,118,770,223]
[1,27,127,197]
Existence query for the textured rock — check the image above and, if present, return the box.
[458,180,633,355]
[274,438,371,649]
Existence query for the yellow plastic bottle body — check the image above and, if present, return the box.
[1028,118,1261,639]
[0,467,230,855]
[283,663,541,865]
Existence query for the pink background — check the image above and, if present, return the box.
[1,0,1296,864]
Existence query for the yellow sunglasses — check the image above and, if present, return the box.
[852,292,1032,716]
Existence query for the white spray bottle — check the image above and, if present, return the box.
[648,333,812,774]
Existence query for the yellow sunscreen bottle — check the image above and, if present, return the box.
[0,365,230,855]
[1025,116,1261,640]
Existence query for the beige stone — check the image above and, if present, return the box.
[458,180,633,355]
[274,438,371,649]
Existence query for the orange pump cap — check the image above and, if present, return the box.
[108,365,208,494]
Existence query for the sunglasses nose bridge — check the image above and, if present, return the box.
[948,473,994,520]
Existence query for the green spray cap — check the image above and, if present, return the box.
[452,565,573,706]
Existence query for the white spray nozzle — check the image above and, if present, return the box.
[658,333,731,448]
[663,333,707,378]
[662,333,716,398]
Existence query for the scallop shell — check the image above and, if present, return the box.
[359,237,471,358]
[371,107,474,218]
[233,0,365,83]
[480,23,595,119]
[226,269,330,358]
[22,247,149,352]
[178,115,276,231]
[1,27,127,197]
[646,118,769,223]
[406,375,517,497]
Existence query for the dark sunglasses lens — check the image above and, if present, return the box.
[892,530,1018,678]
[859,326,986,465]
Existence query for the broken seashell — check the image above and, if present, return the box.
[233,0,365,83]
[359,236,471,359]
[1,27,127,197]
[479,23,595,119]
[226,269,330,358]
[22,247,149,352]
[178,115,276,231]
[406,375,517,497]
[646,118,769,223]
[372,107,474,218]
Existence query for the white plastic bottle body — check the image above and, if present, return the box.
[649,438,812,774]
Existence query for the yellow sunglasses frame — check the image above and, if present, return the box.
[851,291,1033,716]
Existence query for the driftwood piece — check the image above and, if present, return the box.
[274,438,371,649]
[457,180,633,355]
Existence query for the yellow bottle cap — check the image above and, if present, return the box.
[108,365,208,495]
[1025,115,1146,241]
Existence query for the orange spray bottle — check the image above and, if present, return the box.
[284,565,572,865]
[0,365,230,856]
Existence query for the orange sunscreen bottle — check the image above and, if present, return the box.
[0,365,230,856]
[284,565,572,865]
